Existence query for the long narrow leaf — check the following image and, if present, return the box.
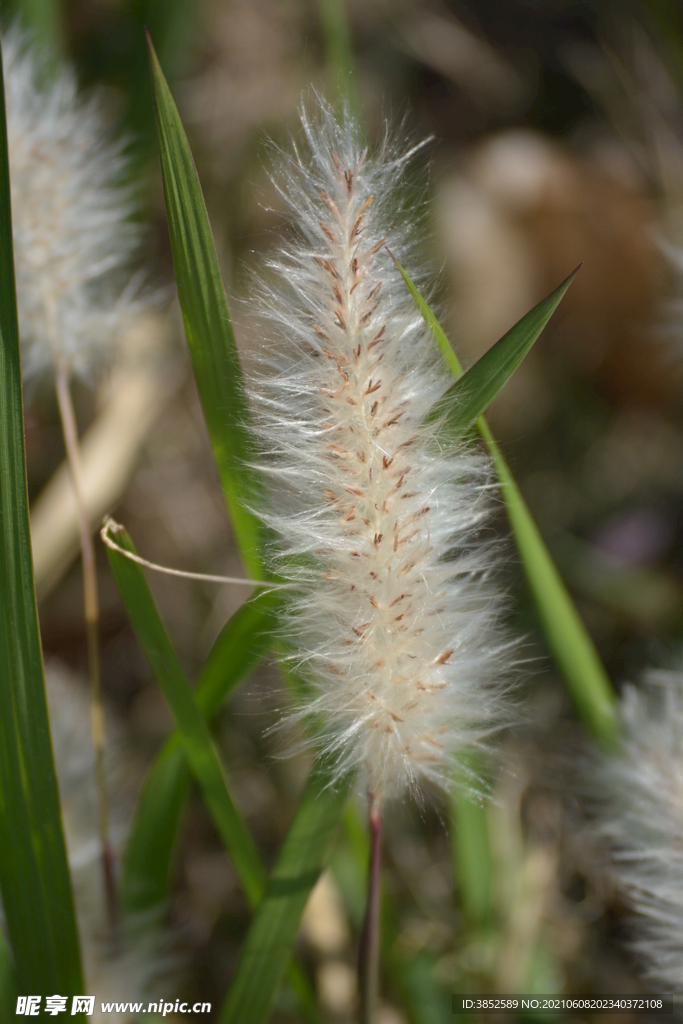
[435,265,581,436]
[478,419,618,743]
[147,36,264,577]
[220,766,352,1024]
[121,743,191,914]
[394,258,618,744]
[111,555,319,1019]
[106,526,265,906]
[317,0,358,110]
[121,590,279,914]
[0,40,84,1000]
[451,790,492,925]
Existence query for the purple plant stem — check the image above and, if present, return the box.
[359,793,382,1024]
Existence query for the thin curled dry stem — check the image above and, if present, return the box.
[100,517,291,588]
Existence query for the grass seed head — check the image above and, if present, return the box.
[4,27,142,382]
[248,99,516,802]
[592,671,683,994]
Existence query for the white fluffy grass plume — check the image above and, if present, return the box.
[592,672,683,993]
[3,27,140,381]
[248,101,514,801]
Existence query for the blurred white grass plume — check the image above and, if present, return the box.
[248,99,514,801]
[2,24,150,922]
[3,25,141,381]
[593,671,683,994]
[45,661,179,1023]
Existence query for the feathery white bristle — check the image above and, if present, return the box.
[592,671,683,993]
[248,100,515,800]
[3,27,141,381]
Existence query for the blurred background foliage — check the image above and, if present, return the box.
[12,0,683,1020]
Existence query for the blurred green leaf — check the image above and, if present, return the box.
[106,525,265,907]
[0,39,84,1002]
[451,789,492,926]
[395,259,619,745]
[121,742,191,915]
[148,36,264,578]
[10,0,65,58]
[121,590,279,914]
[133,0,202,78]
[194,591,280,720]
[478,418,618,745]
[220,767,352,1024]
[0,929,17,1018]
[317,0,358,110]
[434,266,581,437]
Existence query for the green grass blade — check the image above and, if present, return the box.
[395,261,618,744]
[0,39,84,1000]
[436,266,581,436]
[194,592,280,720]
[121,742,191,914]
[121,590,279,914]
[317,0,358,109]
[219,767,352,1024]
[147,36,264,577]
[391,253,462,378]
[113,570,319,1020]
[105,526,266,907]
[477,419,618,743]
[451,790,492,926]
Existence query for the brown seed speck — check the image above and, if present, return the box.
[319,190,342,222]
[367,236,387,255]
[434,649,453,664]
